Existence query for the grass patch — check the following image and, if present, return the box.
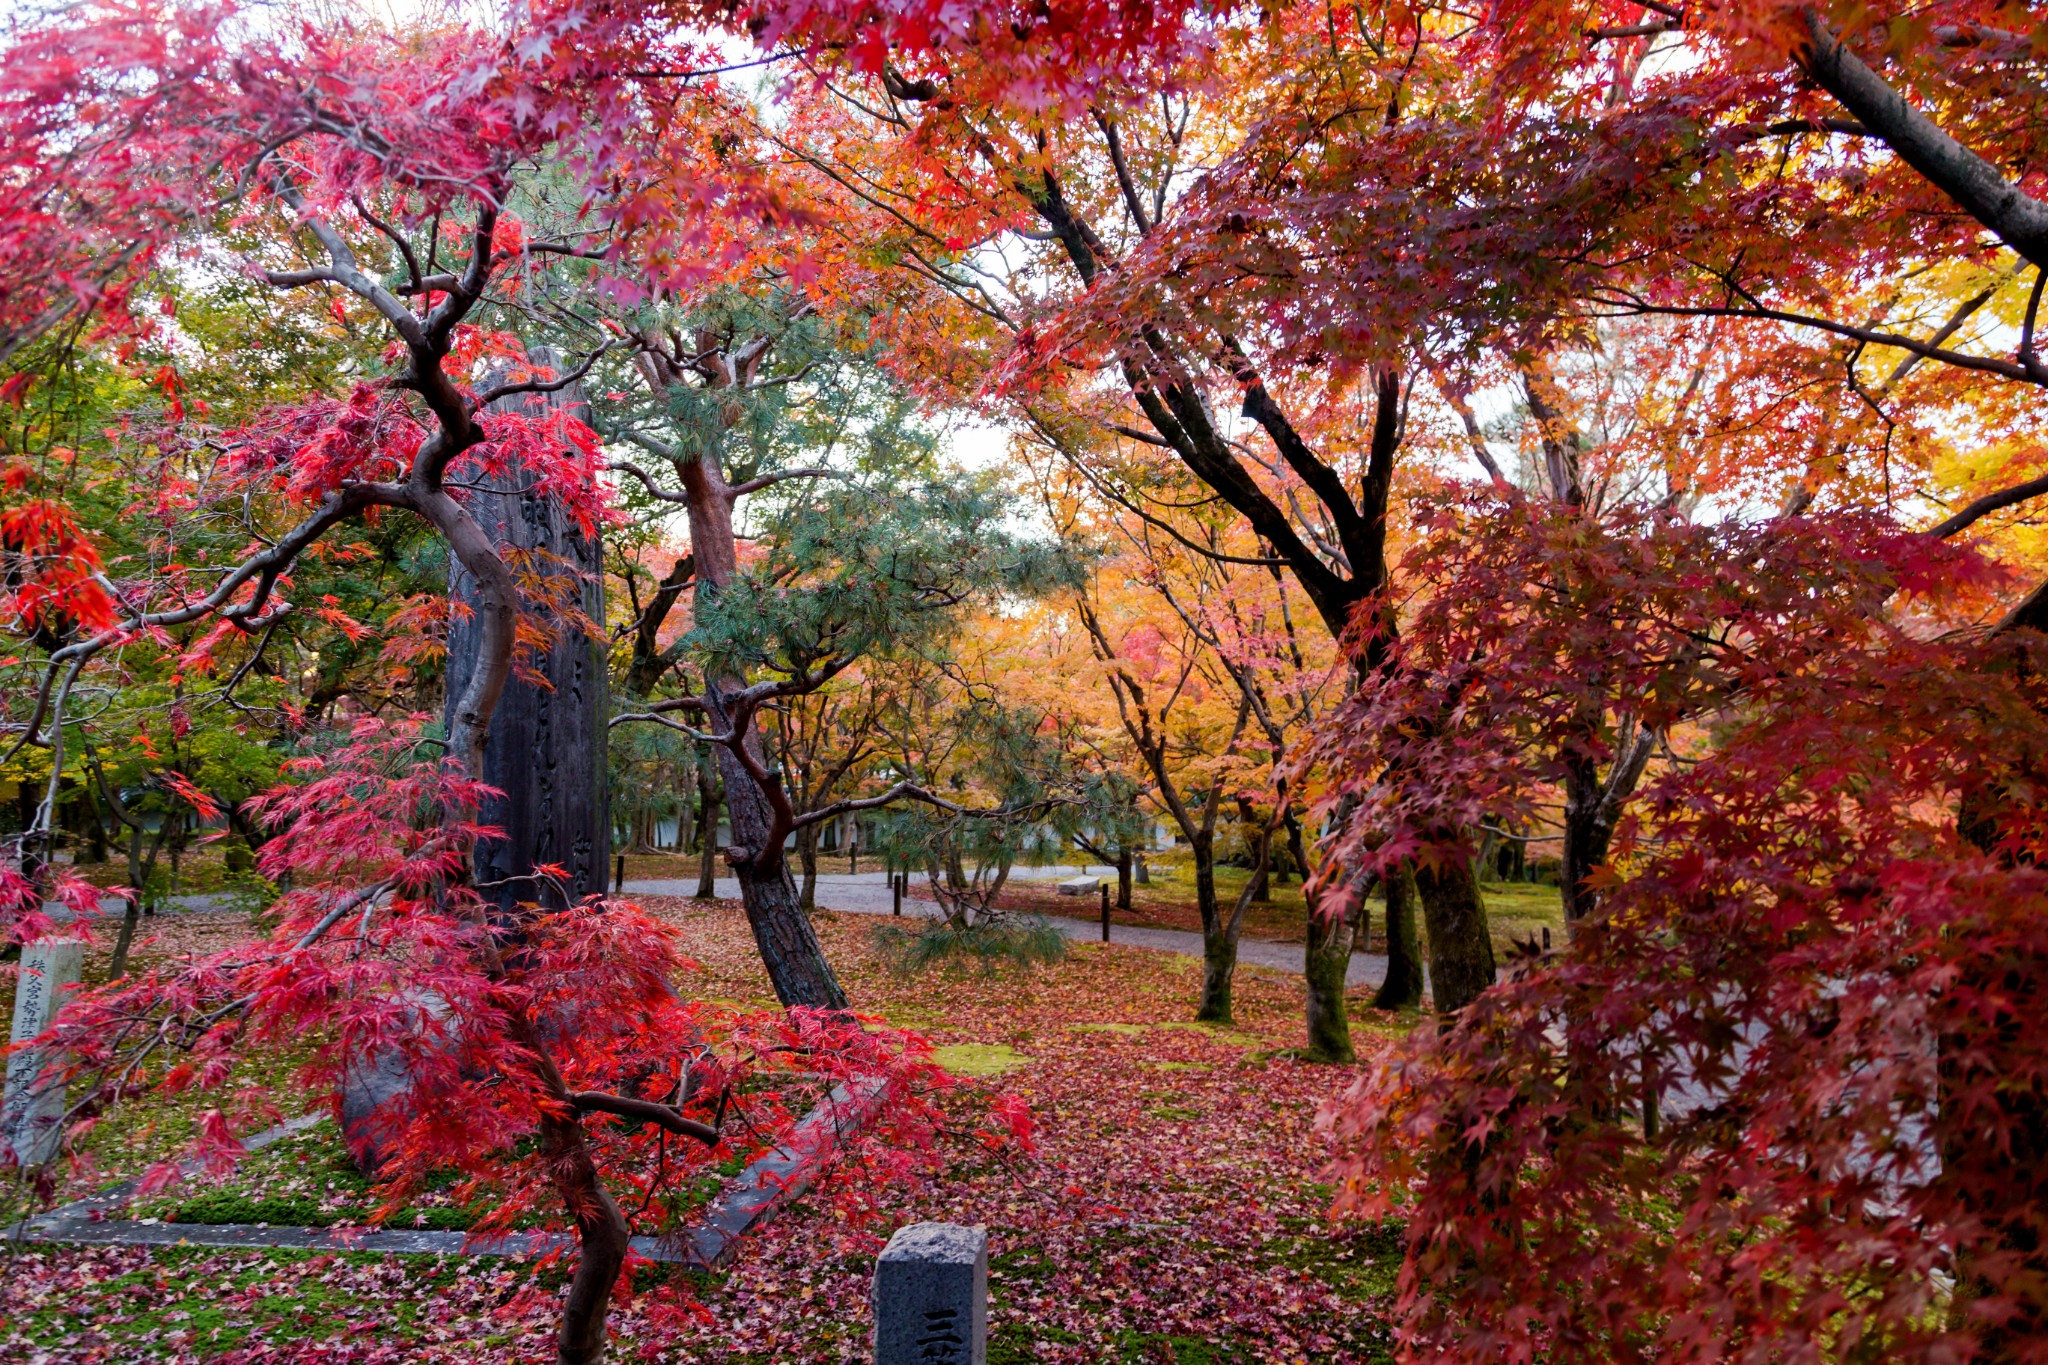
[1152,1020,1263,1048]
[1269,1218,1407,1305]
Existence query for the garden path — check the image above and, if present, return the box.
[623,868,1397,989]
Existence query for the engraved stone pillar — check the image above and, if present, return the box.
[2,936,84,1165]
[873,1222,987,1365]
[445,346,610,918]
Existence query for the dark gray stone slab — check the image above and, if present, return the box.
[873,1222,987,1365]
[448,349,609,921]
[4,937,84,1165]
[681,1074,891,1269]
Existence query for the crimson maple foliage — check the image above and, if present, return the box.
[1312,496,2048,1360]
[0,8,966,1363]
[41,720,955,1354]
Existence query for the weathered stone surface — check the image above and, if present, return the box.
[1056,876,1100,897]
[872,1222,987,1365]
[339,990,450,1175]
[685,1075,891,1269]
[3,937,84,1165]
[446,349,609,921]
[338,348,610,1173]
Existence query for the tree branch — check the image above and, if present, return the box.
[472,342,609,410]
[1928,470,2048,538]
[569,1090,720,1145]
[1589,293,2043,385]
[725,468,844,499]
[1798,9,2048,271]
[792,780,1063,830]
[606,460,691,504]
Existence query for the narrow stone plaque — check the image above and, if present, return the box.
[3,937,84,1165]
[1056,876,1100,897]
[873,1222,987,1365]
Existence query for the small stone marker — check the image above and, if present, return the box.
[873,1222,987,1365]
[3,937,84,1165]
[1056,876,1099,897]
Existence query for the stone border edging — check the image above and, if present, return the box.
[9,1075,893,1268]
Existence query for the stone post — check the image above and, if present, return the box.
[3,937,84,1165]
[873,1222,987,1365]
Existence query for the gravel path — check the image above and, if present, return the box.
[627,867,1397,990]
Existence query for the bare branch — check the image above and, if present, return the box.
[608,710,728,742]
[472,341,609,410]
[1799,10,2048,272]
[725,468,844,499]
[1589,293,2044,385]
[792,780,1064,830]
[1092,110,1154,234]
[1928,470,2048,538]
[266,181,428,349]
[606,460,691,504]
[570,1090,721,1145]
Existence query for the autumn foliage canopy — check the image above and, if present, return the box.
[1,0,2047,1359]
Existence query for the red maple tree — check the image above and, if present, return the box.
[0,9,978,1362]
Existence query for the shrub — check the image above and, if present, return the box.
[871,916,1069,977]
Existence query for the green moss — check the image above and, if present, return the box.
[10,1247,470,1357]
[1152,1020,1262,1048]
[1267,1219,1407,1305]
[134,1125,518,1232]
[930,1043,1033,1077]
[1144,1104,1203,1121]
[990,1321,1082,1363]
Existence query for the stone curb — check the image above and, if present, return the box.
[10,1076,893,1268]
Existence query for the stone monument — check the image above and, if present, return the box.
[3,936,84,1165]
[341,345,609,1173]
[873,1222,987,1365]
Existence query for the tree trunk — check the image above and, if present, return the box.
[1236,797,1271,902]
[1560,760,1604,924]
[668,408,846,1009]
[446,353,610,919]
[1296,813,1356,1058]
[797,823,818,911]
[547,1120,629,1365]
[693,750,719,899]
[1416,848,1495,1014]
[108,882,141,981]
[1192,833,1238,1023]
[79,792,107,864]
[1115,844,1132,911]
[702,683,847,1010]
[1303,883,1357,1063]
[1372,863,1426,1010]
[1560,724,1654,925]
